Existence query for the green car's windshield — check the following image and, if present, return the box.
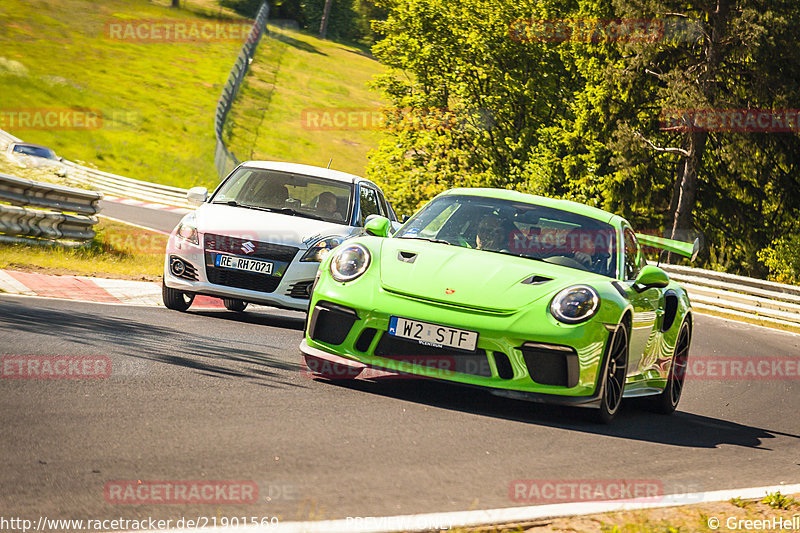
[211,167,353,224]
[397,195,618,277]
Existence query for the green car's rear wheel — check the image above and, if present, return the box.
[594,323,629,424]
[650,321,691,414]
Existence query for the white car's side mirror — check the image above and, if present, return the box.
[186,186,208,206]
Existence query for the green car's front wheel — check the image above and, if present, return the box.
[594,323,629,424]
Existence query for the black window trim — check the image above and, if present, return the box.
[622,226,641,281]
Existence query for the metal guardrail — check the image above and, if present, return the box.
[62,160,193,209]
[0,172,100,215]
[662,264,800,331]
[0,173,101,244]
[214,1,270,178]
[0,129,21,146]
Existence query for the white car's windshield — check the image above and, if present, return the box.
[212,167,353,224]
[397,195,618,277]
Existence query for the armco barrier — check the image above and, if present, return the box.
[0,172,101,215]
[0,173,101,244]
[61,160,193,209]
[661,264,800,331]
[0,128,21,148]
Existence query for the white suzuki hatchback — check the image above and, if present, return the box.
[163,161,397,312]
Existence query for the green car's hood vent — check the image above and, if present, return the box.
[379,238,584,312]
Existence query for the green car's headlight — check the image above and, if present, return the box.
[301,236,344,262]
[330,244,371,282]
[550,285,600,324]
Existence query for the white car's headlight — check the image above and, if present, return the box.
[301,236,345,263]
[175,215,199,245]
[550,285,600,324]
[329,244,371,282]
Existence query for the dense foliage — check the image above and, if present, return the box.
[365,0,800,278]
[221,0,385,43]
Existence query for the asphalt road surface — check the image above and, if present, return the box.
[1,295,799,527]
[98,200,183,234]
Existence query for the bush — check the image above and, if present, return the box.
[758,235,800,285]
[219,0,384,44]
[219,0,263,17]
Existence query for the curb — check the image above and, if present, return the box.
[102,195,192,214]
[0,269,222,308]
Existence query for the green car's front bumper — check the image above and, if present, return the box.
[301,282,619,406]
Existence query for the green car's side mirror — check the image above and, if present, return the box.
[364,215,391,237]
[634,265,670,292]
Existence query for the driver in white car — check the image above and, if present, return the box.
[317,191,344,221]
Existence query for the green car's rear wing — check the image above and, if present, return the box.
[635,233,701,261]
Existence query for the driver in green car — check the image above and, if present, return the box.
[565,228,595,270]
[476,213,506,250]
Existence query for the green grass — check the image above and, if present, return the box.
[0,219,167,280]
[1,0,389,191]
[0,0,248,190]
[225,23,387,176]
[762,491,799,510]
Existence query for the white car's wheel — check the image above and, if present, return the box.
[223,298,248,312]
[162,280,194,311]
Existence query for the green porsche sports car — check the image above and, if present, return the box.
[300,188,699,422]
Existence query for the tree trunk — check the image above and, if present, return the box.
[319,0,334,39]
[670,131,707,241]
[668,0,730,254]
[171,0,180,7]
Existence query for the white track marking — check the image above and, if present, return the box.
[126,483,800,533]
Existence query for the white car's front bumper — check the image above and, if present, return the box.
[163,234,319,311]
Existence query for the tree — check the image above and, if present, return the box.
[319,0,334,38]
[369,0,800,276]
[368,0,586,213]
[607,0,800,271]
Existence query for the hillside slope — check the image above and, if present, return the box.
[224,23,387,177]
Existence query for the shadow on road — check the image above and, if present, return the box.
[0,298,303,388]
[313,377,796,449]
[190,308,305,331]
